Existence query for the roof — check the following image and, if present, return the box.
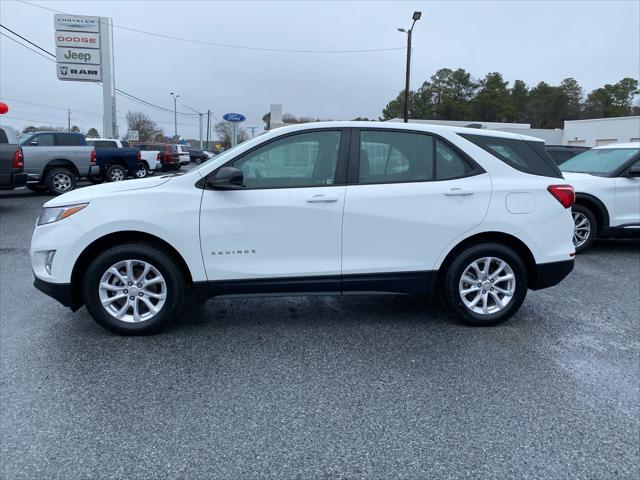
[270,121,545,142]
[593,141,640,149]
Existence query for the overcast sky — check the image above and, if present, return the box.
[1,0,639,140]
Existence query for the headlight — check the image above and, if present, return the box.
[37,203,88,226]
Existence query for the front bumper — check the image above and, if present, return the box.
[529,259,574,290]
[34,276,79,310]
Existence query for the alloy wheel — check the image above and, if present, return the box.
[572,212,591,248]
[98,259,167,323]
[135,165,148,178]
[458,256,516,315]
[52,172,72,192]
[110,168,125,181]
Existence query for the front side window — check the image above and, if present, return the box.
[231,130,341,188]
[359,130,433,183]
[560,148,639,175]
[31,134,55,146]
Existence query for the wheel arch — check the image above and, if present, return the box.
[437,231,537,286]
[70,231,195,309]
[44,159,79,178]
[574,193,609,234]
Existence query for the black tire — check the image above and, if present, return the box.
[441,243,528,326]
[571,204,597,253]
[45,167,76,195]
[27,184,48,193]
[82,243,185,335]
[106,164,127,182]
[87,176,104,185]
[135,162,149,179]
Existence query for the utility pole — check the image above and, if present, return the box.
[67,109,71,132]
[206,110,211,150]
[182,105,204,149]
[248,126,257,138]
[170,92,180,139]
[398,11,422,123]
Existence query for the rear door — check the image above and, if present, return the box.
[341,129,491,290]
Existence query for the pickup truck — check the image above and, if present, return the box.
[132,142,182,171]
[19,131,97,195]
[0,125,28,190]
[85,138,149,181]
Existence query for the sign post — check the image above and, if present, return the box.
[54,14,117,139]
[222,113,246,147]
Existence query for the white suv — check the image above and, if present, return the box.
[560,142,640,252]
[30,122,575,335]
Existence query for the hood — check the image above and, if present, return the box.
[44,175,173,207]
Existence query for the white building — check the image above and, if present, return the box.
[562,116,640,147]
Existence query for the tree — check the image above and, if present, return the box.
[431,68,477,120]
[70,125,81,133]
[526,82,565,128]
[125,111,162,142]
[583,78,639,118]
[86,128,100,138]
[509,80,529,123]
[558,77,583,120]
[472,72,512,122]
[22,125,59,133]
[215,122,249,149]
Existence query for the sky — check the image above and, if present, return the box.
[1,0,639,140]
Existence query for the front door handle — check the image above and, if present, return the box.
[444,188,474,196]
[306,194,339,203]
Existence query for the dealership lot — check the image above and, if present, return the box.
[1,186,638,478]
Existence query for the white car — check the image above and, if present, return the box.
[30,122,575,335]
[561,142,640,252]
[175,144,190,165]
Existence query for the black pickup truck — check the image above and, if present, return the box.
[0,126,28,190]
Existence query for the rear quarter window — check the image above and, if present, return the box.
[460,133,562,178]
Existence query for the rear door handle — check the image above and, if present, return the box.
[306,194,339,203]
[444,188,474,196]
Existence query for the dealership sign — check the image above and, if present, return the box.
[54,14,100,33]
[54,14,102,82]
[223,113,246,122]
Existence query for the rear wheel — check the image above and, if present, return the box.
[135,162,149,178]
[106,164,127,182]
[82,243,185,335]
[441,243,528,326]
[572,204,597,253]
[45,167,76,195]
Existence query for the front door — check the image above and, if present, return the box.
[614,160,640,226]
[199,129,348,291]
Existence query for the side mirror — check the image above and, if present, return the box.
[207,166,243,189]
[626,165,640,177]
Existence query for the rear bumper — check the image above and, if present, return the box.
[34,276,79,310]
[529,259,574,290]
[0,172,28,190]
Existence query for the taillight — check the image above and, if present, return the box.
[156,152,161,161]
[137,150,141,161]
[90,149,97,165]
[12,148,24,169]
[547,185,575,209]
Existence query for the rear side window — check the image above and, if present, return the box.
[88,140,117,148]
[435,139,472,180]
[460,133,562,178]
[56,134,82,146]
[0,129,8,144]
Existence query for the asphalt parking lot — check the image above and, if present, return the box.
[1,182,638,479]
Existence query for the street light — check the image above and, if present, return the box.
[398,11,422,123]
[182,104,204,149]
[170,92,180,139]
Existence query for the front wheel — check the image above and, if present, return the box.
[572,205,597,253]
[441,243,528,326]
[45,168,76,195]
[82,243,185,335]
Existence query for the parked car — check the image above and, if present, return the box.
[19,131,97,195]
[31,122,575,335]
[175,144,190,165]
[560,142,640,252]
[189,149,209,164]
[545,145,590,165]
[133,143,181,171]
[85,138,144,182]
[137,150,162,175]
[0,126,28,190]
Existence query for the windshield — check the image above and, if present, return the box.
[560,148,639,174]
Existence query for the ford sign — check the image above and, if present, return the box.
[223,113,246,122]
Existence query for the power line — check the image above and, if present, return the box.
[17,0,404,54]
[1,23,200,117]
